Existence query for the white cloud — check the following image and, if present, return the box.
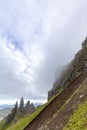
[0,0,87,104]
[0,34,44,101]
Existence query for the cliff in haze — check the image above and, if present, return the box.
[48,38,87,100]
[23,38,87,130]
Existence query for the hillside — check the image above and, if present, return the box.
[63,101,87,130]
[24,74,87,130]
[0,98,35,130]
[1,74,87,130]
[23,38,87,130]
[1,38,87,130]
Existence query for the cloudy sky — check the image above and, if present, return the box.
[0,0,87,104]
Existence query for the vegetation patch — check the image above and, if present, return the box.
[0,119,12,130]
[63,101,87,130]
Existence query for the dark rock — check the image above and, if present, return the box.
[29,103,36,113]
[5,101,18,124]
[82,37,87,48]
[19,97,24,108]
[25,101,35,114]
[5,98,35,124]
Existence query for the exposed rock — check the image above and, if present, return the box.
[19,97,24,108]
[5,98,35,124]
[5,101,18,124]
[25,101,35,114]
[82,37,87,48]
[29,103,36,113]
[48,38,87,100]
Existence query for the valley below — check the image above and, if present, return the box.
[0,105,12,120]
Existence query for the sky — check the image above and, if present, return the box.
[0,0,87,104]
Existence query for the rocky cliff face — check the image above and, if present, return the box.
[5,99,35,124]
[48,38,87,100]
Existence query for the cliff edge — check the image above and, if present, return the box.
[48,38,87,100]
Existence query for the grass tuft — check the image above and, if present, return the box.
[63,101,87,130]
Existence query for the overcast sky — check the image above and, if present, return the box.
[0,0,87,104]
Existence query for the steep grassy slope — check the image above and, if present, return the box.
[0,119,12,130]
[46,75,87,130]
[24,74,87,130]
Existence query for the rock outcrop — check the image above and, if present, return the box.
[5,97,35,124]
[48,38,87,100]
[5,102,18,124]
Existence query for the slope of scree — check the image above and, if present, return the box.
[24,38,87,130]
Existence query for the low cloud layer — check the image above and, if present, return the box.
[0,0,87,103]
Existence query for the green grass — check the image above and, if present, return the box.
[63,101,87,130]
[0,119,12,130]
[63,78,87,130]
[6,104,48,130]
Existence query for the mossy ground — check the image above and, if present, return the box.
[63,101,87,130]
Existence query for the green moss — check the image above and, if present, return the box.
[63,79,87,130]
[63,101,87,130]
